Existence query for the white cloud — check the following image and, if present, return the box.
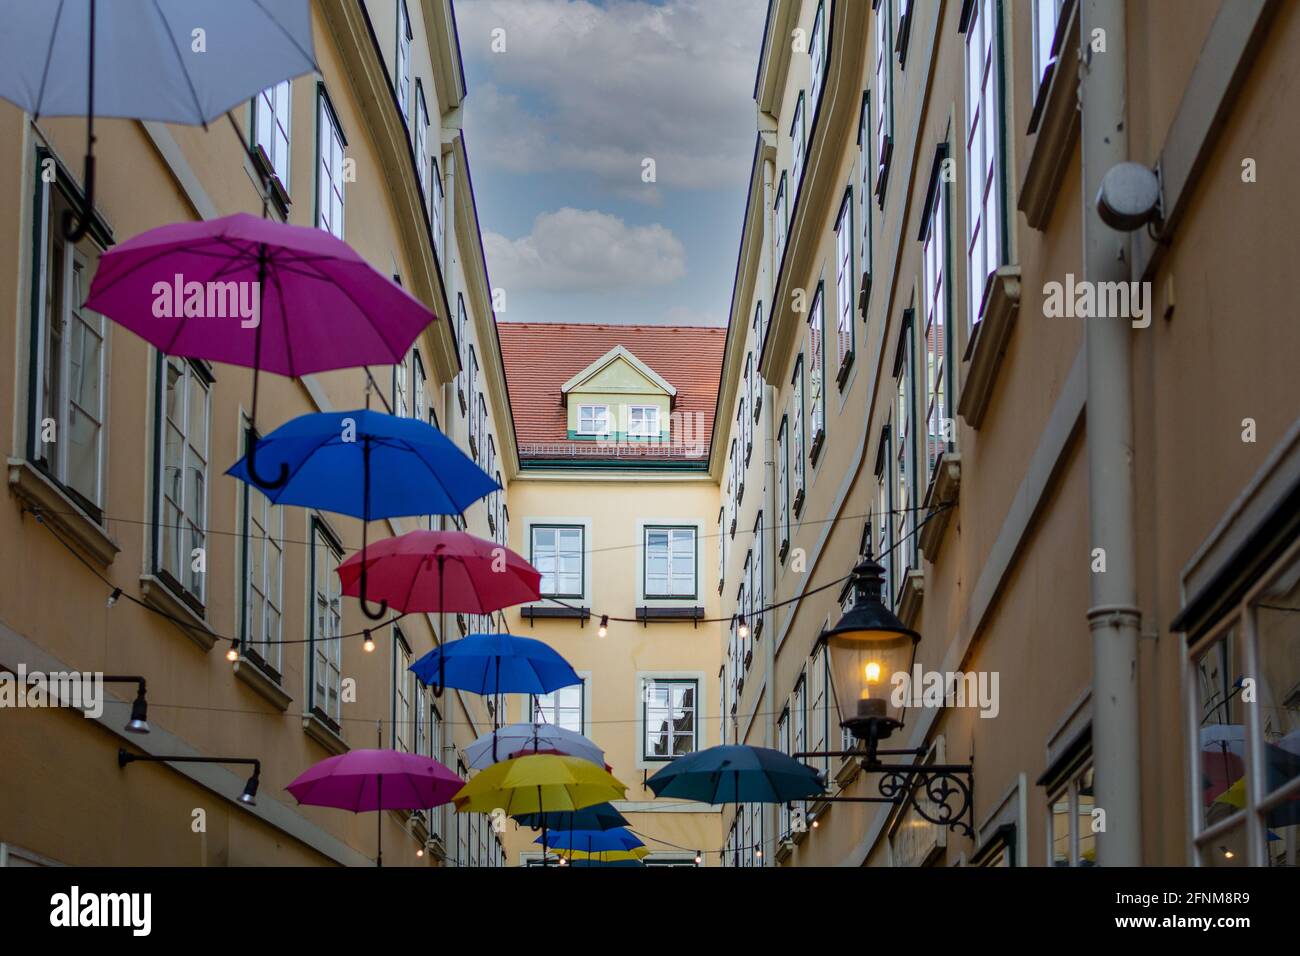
[457,0,762,191]
[662,305,727,327]
[484,207,687,293]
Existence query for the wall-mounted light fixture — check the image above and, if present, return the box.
[103,676,150,734]
[118,749,261,806]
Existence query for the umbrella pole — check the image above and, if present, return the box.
[377,774,383,868]
[243,247,288,494]
[64,0,98,243]
[540,785,547,865]
[359,436,389,620]
[492,658,501,762]
[432,556,445,696]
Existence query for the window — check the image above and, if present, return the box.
[791,356,807,508]
[316,86,346,239]
[534,681,584,733]
[922,152,953,477]
[754,301,766,356]
[1189,542,1300,867]
[396,0,412,125]
[576,404,610,437]
[413,350,427,421]
[874,0,894,200]
[253,80,292,191]
[809,2,827,110]
[808,287,826,457]
[737,397,747,464]
[778,416,790,557]
[309,520,343,726]
[30,174,107,516]
[1032,0,1067,99]
[531,525,583,598]
[965,0,1006,333]
[790,93,807,196]
[719,664,729,744]
[645,527,697,599]
[740,558,751,659]
[893,317,917,579]
[467,345,480,449]
[239,428,284,674]
[393,352,409,418]
[393,628,413,752]
[454,293,467,402]
[752,512,765,635]
[727,440,737,536]
[778,708,792,838]
[643,679,697,760]
[744,351,756,431]
[875,439,893,602]
[1048,758,1096,866]
[157,356,211,605]
[858,94,873,292]
[809,643,831,785]
[774,172,790,258]
[791,675,807,782]
[717,507,726,592]
[835,194,855,374]
[628,405,660,439]
[415,80,430,201]
[431,158,445,257]
[476,395,487,464]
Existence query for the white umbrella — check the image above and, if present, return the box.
[465,722,605,771]
[0,0,317,238]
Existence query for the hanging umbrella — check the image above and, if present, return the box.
[555,847,650,862]
[226,409,497,618]
[286,749,463,868]
[537,828,644,857]
[0,1,317,239]
[454,754,627,860]
[563,858,646,868]
[646,744,823,867]
[410,633,581,699]
[86,215,438,494]
[336,530,540,615]
[514,802,629,833]
[465,722,604,771]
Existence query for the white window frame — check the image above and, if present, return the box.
[254,80,292,192]
[576,403,611,438]
[791,93,807,196]
[643,526,698,600]
[894,320,916,579]
[640,676,700,764]
[778,416,790,555]
[157,356,210,604]
[874,0,894,192]
[1032,0,1067,100]
[531,524,585,598]
[316,87,346,239]
[808,287,826,452]
[309,519,344,726]
[922,158,952,479]
[627,404,660,439]
[396,0,413,125]
[965,0,1005,333]
[774,172,790,258]
[415,80,430,201]
[809,2,827,110]
[532,679,586,735]
[835,195,855,370]
[393,627,413,752]
[239,423,284,674]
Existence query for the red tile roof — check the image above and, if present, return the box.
[498,322,725,461]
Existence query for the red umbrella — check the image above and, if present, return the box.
[336,530,540,615]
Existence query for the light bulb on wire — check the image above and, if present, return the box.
[598,615,608,638]
[363,629,376,653]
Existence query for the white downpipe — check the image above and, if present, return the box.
[1079,0,1143,866]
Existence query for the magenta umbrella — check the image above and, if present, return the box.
[84,212,435,488]
[287,749,462,867]
[336,530,541,615]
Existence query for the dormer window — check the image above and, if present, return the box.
[628,405,660,438]
[577,404,611,437]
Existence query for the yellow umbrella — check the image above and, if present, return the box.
[453,754,627,816]
[556,846,650,862]
[1215,776,1247,810]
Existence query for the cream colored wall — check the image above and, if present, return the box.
[500,475,723,864]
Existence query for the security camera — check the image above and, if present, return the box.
[1096,162,1162,231]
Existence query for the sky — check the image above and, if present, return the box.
[454,0,768,327]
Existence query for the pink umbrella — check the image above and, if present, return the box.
[85,212,436,488]
[336,530,541,615]
[287,749,462,867]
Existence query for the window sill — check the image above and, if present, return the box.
[834,753,863,788]
[251,144,291,216]
[793,489,805,519]
[775,838,794,864]
[457,388,467,416]
[779,539,790,564]
[423,832,447,863]
[744,441,752,466]
[635,606,704,625]
[753,396,762,423]
[897,568,925,628]
[809,430,825,468]
[743,647,753,668]
[875,138,893,208]
[858,272,873,321]
[836,351,855,392]
[139,573,218,651]
[753,617,764,642]
[233,655,292,711]
[521,605,590,625]
[303,709,349,756]
[736,481,745,507]
[7,458,120,567]
[918,452,962,562]
[957,265,1022,429]
[1019,3,1080,230]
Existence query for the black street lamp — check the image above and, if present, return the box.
[103,676,150,734]
[118,750,261,805]
[796,556,975,837]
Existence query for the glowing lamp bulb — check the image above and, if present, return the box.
[226,645,239,663]
[363,631,376,653]
[598,615,609,638]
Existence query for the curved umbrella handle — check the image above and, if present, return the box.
[358,553,390,621]
[430,656,445,698]
[245,427,289,490]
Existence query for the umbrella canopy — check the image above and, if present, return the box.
[286,748,462,812]
[563,858,646,868]
[453,755,626,816]
[410,633,581,697]
[646,744,824,804]
[0,1,316,123]
[536,828,643,854]
[86,214,433,378]
[336,530,540,615]
[514,802,630,832]
[226,410,496,518]
[556,847,650,862]
[466,722,605,771]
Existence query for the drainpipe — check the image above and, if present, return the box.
[1079,0,1142,866]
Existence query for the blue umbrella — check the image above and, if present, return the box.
[227,409,497,618]
[647,744,823,867]
[535,827,643,855]
[563,858,645,868]
[410,633,581,699]
[515,803,629,832]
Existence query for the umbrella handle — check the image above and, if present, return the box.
[430,655,444,698]
[63,0,97,243]
[245,426,289,490]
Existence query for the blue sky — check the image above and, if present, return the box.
[455,0,767,326]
